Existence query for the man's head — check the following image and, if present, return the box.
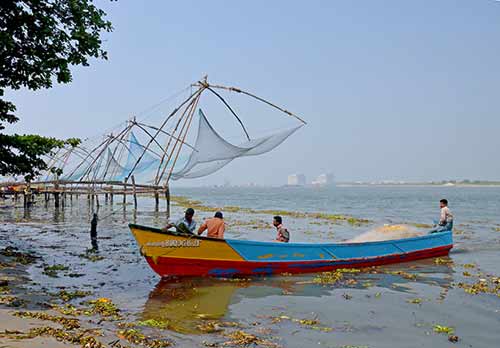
[439,199,448,209]
[214,211,223,219]
[273,215,282,227]
[185,208,195,221]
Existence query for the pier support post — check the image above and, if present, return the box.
[123,179,127,208]
[165,185,170,219]
[154,191,159,211]
[131,175,137,210]
[54,192,60,208]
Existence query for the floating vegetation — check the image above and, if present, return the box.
[137,319,171,329]
[312,268,361,285]
[79,250,105,262]
[434,257,453,265]
[117,328,172,348]
[0,246,38,265]
[386,270,417,280]
[433,324,454,335]
[13,311,80,330]
[51,303,84,316]
[42,264,69,277]
[171,196,370,226]
[55,290,92,302]
[197,321,224,333]
[407,298,422,304]
[457,276,500,296]
[462,263,476,268]
[222,330,278,347]
[270,315,333,332]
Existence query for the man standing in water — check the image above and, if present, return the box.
[163,208,197,234]
[90,213,98,250]
[273,216,290,242]
[429,199,453,233]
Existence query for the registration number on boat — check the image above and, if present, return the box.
[145,240,201,248]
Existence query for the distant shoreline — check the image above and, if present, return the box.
[336,183,500,188]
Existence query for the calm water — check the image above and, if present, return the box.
[1,186,500,347]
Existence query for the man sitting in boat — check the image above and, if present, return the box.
[162,208,197,234]
[429,199,453,233]
[198,211,225,239]
[273,216,290,242]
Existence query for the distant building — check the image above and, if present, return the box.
[287,174,306,186]
[312,173,335,187]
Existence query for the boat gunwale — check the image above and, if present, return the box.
[129,223,452,248]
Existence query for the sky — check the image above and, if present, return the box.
[5,0,500,186]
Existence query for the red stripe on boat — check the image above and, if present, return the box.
[145,245,453,277]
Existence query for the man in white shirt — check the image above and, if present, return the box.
[429,199,453,233]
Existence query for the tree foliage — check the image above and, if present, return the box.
[0,0,113,180]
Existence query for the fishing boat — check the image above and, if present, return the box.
[129,223,453,277]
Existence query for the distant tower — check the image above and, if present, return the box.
[287,174,306,186]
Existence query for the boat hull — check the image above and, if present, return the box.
[129,224,453,277]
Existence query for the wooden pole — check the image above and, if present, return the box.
[110,186,114,204]
[165,185,170,218]
[123,179,127,207]
[54,182,60,208]
[131,175,137,210]
[154,190,159,211]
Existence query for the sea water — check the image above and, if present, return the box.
[1,186,499,347]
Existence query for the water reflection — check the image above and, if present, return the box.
[140,259,454,334]
[141,277,245,334]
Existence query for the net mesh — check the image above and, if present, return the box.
[171,109,302,179]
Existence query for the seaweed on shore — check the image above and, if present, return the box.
[13,311,80,330]
[0,326,105,348]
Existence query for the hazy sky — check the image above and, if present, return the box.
[6,1,500,186]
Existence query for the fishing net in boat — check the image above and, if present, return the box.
[171,109,303,180]
[347,224,425,243]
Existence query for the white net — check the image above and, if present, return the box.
[171,109,303,180]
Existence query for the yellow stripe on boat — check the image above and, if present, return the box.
[130,226,244,261]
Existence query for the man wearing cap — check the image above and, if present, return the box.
[162,208,197,234]
[198,211,225,239]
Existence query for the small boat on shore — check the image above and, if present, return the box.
[129,224,453,277]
